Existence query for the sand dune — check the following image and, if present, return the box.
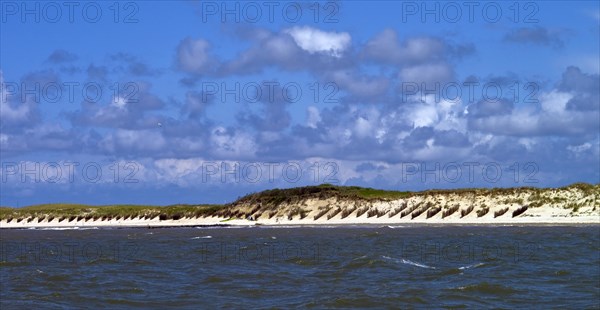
[1,184,598,228]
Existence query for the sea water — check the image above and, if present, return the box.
[1,225,599,308]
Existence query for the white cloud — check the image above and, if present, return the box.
[284,26,351,57]
[365,29,445,64]
[539,90,572,114]
[177,37,213,73]
[354,116,373,138]
[518,138,537,151]
[403,95,462,130]
[567,142,592,153]
[100,129,167,152]
[306,106,321,128]
[409,104,439,128]
[399,62,453,85]
[210,126,257,158]
[263,35,299,60]
[0,71,35,123]
[152,158,205,185]
[111,96,128,109]
[328,70,389,97]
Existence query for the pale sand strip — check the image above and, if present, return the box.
[1,209,598,229]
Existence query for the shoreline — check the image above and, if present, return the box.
[2,214,599,229]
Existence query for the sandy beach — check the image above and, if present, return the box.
[1,212,599,229]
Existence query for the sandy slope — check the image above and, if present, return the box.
[2,186,598,228]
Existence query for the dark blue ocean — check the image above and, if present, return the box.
[1,225,599,308]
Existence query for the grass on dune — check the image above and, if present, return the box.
[233,184,411,207]
[0,203,224,221]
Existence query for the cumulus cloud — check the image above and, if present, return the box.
[467,98,514,118]
[217,31,304,75]
[176,37,215,74]
[4,25,599,192]
[99,129,167,154]
[210,126,257,159]
[567,142,592,154]
[503,26,565,48]
[558,66,600,111]
[217,28,354,76]
[468,93,597,137]
[466,67,598,137]
[399,62,454,85]
[306,106,322,129]
[0,71,42,131]
[86,64,108,81]
[181,91,212,120]
[70,81,166,129]
[235,82,294,132]
[325,70,390,99]
[364,29,445,64]
[110,53,160,76]
[284,26,351,57]
[46,49,78,63]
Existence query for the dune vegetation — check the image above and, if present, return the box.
[0,204,222,224]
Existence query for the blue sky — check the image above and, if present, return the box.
[1,1,599,206]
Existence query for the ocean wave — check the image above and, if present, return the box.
[194,225,250,229]
[28,227,99,231]
[458,262,485,270]
[382,256,436,269]
[454,282,517,294]
[191,236,212,239]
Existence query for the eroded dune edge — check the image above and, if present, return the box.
[1,183,599,228]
